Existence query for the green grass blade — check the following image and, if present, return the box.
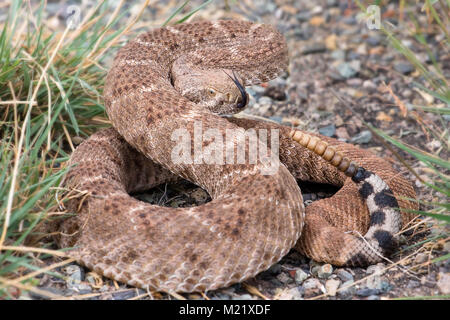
[368,124,450,170]
[175,0,213,24]
[400,208,450,223]
[162,0,190,27]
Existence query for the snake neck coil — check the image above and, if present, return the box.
[289,129,365,180]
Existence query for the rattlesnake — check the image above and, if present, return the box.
[58,20,418,293]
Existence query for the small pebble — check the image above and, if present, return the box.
[335,127,350,141]
[269,116,283,123]
[402,89,413,98]
[336,269,354,282]
[325,279,340,296]
[277,272,293,284]
[302,43,327,55]
[346,78,362,87]
[342,16,357,25]
[366,36,381,46]
[309,260,322,268]
[264,86,286,101]
[356,43,367,55]
[347,52,360,60]
[380,281,393,293]
[356,288,380,297]
[258,96,273,106]
[99,285,110,292]
[309,16,325,27]
[338,280,356,297]
[30,287,65,300]
[317,264,333,279]
[394,62,415,75]
[366,263,385,275]
[362,80,377,91]
[336,62,358,78]
[270,278,285,287]
[268,77,287,87]
[266,263,282,275]
[249,84,266,95]
[246,87,257,97]
[406,280,420,289]
[350,130,372,144]
[302,278,325,297]
[293,27,314,40]
[443,241,450,252]
[425,140,441,152]
[437,273,450,294]
[401,39,413,48]
[112,290,137,300]
[65,265,84,289]
[296,11,311,22]
[318,124,336,137]
[295,269,309,285]
[325,34,337,50]
[326,0,338,6]
[278,287,303,300]
[366,275,383,291]
[348,60,361,72]
[330,50,345,60]
[212,293,231,300]
[86,275,98,286]
[76,283,93,295]
[414,253,429,264]
[311,6,323,15]
[65,265,84,281]
[302,193,318,202]
[303,278,321,290]
[421,274,437,288]
[311,265,320,277]
[335,115,344,126]
[72,136,84,145]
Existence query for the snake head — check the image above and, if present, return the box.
[171,56,249,115]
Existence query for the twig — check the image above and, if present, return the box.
[0,246,70,258]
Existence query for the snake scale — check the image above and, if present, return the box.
[58,20,418,293]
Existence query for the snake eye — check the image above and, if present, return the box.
[208,88,216,96]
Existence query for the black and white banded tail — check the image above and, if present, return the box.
[290,130,402,264]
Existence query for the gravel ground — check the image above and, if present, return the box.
[17,0,449,300]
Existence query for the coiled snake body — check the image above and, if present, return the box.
[59,20,418,293]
